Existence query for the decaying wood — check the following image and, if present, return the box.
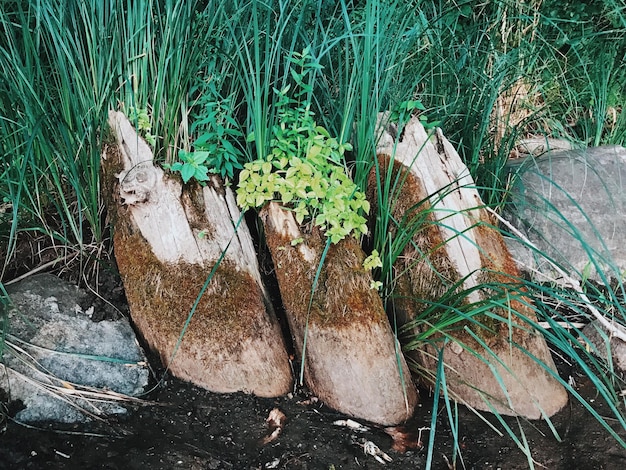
[101,111,292,397]
[260,202,418,426]
[374,115,568,419]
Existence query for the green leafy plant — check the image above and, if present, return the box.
[177,93,244,183]
[389,99,440,131]
[236,49,369,244]
[363,249,383,290]
[165,150,210,184]
[127,107,156,146]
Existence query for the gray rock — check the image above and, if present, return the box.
[504,145,626,281]
[0,274,150,423]
[581,320,626,374]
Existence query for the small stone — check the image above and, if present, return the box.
[1,274,150,423]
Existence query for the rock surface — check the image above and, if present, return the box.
[504,145,626,281]
[1,274,150,423]
[582,320,626,374]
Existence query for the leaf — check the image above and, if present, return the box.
[192,151,210,165]
[181,163,195,183]
[308,144,322,159]
[295,210,305,224]
[339,142,353,153]
[281,191,293,204]
[290,67,303,85]
[194,133,212,147]
[285,166,298,179]
[361,199,371,214]
[222,140,240,156]
[314,126,330,137]
[363,250,383,271]
[236,192,247,208]
[295,187,308,199]
[194,165,210,182]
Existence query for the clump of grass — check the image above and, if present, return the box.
[0,1,121,279]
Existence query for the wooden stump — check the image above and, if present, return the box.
[372,115,568,419]
[260,202,417,425]
[101,111,292,397]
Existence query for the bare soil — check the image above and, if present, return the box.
[1,266,626,469]
[1,367,625,470]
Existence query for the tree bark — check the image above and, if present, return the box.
[260,202,417,425]
[373,115,568,419]
[101,111,292,397]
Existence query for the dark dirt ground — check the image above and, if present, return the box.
[1,366,626,470]
[1,263,626,469]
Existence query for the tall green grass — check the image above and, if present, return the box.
[0,0,225,278]
[115,0,226,162]
[0,2,118,273]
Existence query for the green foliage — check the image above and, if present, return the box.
[363,249,382,271]
[0,0,118,257]
[165,150,210,184]
[166,90,244,184]
[363,249,383,290]
[236,50,369,244]
[116,0,223,163]
[127,107,156,146]
[389,99,440,131]
[179,93,244,182]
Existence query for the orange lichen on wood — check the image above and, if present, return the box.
[101,112,292,397]
[373,115,568,419]
[260,202,418,425]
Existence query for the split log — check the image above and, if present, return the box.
[260,202,417,425]
[372,115,568,419]
[101,111,292,397]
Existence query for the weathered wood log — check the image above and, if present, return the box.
[372,115,568,419]
[101,111,292,397]
[260,202,417,425]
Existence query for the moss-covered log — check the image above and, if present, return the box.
[373,115,567,419]
[260,202,417,425]
[101,111,292,397]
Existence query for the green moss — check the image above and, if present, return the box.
[263,208,386,330]
[113,218,271,362]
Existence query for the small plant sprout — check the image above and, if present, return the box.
[165,150,211,184]
[127,107,156,146]
[363,250,383,271]
[363,250,383,290]
[389,99,440,132]
[197,229,209,239]
[370,280,383,291]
